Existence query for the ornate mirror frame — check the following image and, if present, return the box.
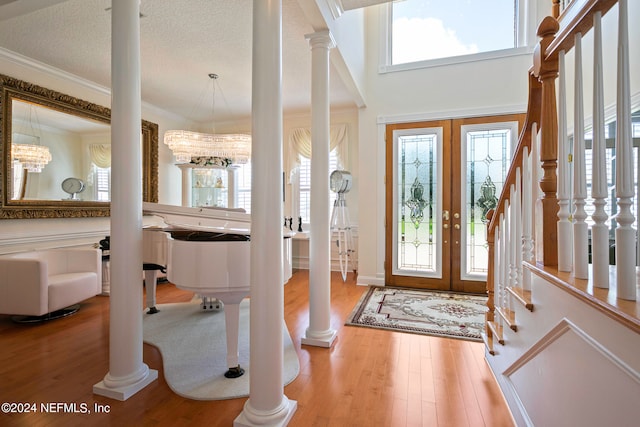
[0,73,158,219]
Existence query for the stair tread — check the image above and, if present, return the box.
[496,307,518,332]
[487,320,505,345]
[507,286,534,311]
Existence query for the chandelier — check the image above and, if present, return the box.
[12,143,52,173]
[164,74,251,164]
[164,130,251,164]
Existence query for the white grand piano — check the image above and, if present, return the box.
[142,202,293,378]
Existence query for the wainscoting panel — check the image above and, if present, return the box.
[504,319,640,427]
[486,273,640,426]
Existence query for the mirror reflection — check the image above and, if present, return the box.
[0,73,158,219]
[11,99,112,202]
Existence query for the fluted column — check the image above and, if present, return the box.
[93,0,157,400]
[302,30,337,348]
[234,0,297,425]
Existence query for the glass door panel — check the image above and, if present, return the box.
[461,125,516,282]
[394,128,442,278]
[386,115,524,293]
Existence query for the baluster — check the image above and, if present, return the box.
[591,11,610,289]
[557,50,573,272]
[614,0,636,301]
[503,202,511,311]
[500,211,507,312]
[572,33,589,279]
[509,185,518,289]
[486,209,496,326]
[522,144,534,291]
[514,172,523,290]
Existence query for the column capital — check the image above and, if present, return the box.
[305,30,335,50]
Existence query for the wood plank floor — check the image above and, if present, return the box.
[0,270,514,426]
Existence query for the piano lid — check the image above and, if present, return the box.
[143,202,250,234]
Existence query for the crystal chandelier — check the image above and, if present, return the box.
[164,74,251,164]
[164,130,251,164]
[12,143,52,173]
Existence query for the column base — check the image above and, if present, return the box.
[93,368,158,401]
[301,328,337,348]
[234,397,297,427]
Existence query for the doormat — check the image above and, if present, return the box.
[345,286,487,342]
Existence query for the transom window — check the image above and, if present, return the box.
[388,0,523,69]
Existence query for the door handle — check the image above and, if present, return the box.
[454,224,460,230]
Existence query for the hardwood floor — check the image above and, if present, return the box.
[0,270,514,426]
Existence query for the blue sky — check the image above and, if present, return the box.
[392,0,516,64]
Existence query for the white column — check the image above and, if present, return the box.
[614,0,636,301]
[234,0,296,425]
[228,164,240,208]
[178,163,192,207]
[302,30,337,348]
[93,0,157,400]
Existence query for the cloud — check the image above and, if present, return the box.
[392,17,479,64]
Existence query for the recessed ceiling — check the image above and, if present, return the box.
[0,0,357,126]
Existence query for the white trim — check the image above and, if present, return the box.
[326,0,344,19]
[379,47,534,74]
[377,104,527,125]
[356,274,384,286]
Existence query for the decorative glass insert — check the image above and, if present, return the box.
[396,132,439,276]
[465,128,511,277]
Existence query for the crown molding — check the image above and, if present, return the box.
[0,47,184,122]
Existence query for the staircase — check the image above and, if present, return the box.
[484,1,640,425]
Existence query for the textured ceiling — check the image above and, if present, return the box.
[0,0,358,126]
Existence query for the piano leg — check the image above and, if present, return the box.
[144,269,159,314]
[223,301,244,378]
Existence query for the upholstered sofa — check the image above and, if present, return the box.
[0,248,101,318]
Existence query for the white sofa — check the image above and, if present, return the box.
[0,248,101,318]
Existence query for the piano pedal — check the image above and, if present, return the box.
[200,297,222,312]
[224,365,245,378]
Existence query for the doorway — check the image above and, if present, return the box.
[385,114,525,293]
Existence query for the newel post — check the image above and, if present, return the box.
[532,17,560,267]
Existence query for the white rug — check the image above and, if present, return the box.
[143,298,300,400]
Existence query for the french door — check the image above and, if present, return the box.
[385,114,524,293]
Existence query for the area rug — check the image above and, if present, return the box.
[143,298,299,400]
[346,286,487,342]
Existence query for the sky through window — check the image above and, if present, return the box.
[392,0,517,65]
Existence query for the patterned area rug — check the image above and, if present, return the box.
[346,286,487,342]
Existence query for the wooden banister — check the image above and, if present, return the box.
[487,73,541,238]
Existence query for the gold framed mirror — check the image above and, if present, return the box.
[0,73,158,219]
